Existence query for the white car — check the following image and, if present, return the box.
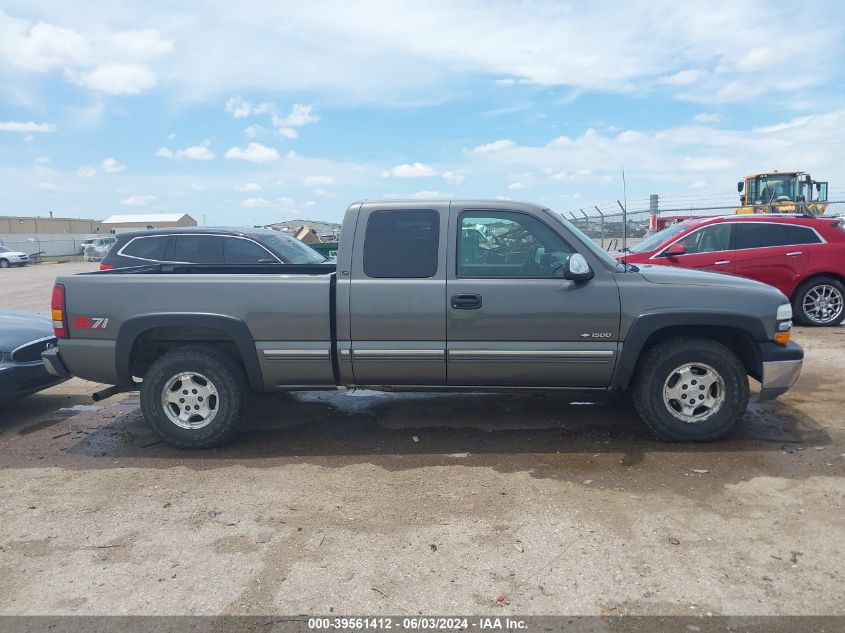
[0,246,29,268]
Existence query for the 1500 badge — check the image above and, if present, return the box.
[72,316,110,329]
[580,332,612,338]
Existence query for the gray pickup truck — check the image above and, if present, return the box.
[44,200,803,448]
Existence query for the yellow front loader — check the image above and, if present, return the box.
[736,171,828,215]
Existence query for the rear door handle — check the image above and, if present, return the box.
[451,293,482,310]
[714,260,731,265]
[786,251,803,256]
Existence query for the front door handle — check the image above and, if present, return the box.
[451,293,482,310]
[786,251,803,257]
[714,260,731,265]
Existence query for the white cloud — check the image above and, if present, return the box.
[304,175,336,186]
[243,125,263,138]
[507,182,526,190]
[382,162,438,178]
[224,142,280,163]
[0,120,56,133]
[658,69,705,86]
[472,139,516,153]
[37,182,56,193]
[112,29,172,59]
[0,10,90,72]
[234,182,263,192]
[121,194,157,206]
[66,63,156,95]
[305,200,316,207]
[225,96,274,118]
[35,156,50,165]
[158,140,215,161]
[240,197,273,207]
[441,170,464,185]
[101,157,125,172]
[693,113,721,123]
[278,196,294,205]
[76,165,96,178]
[273,104,319,127]
[408,190,451,199]
[276,127,298,139]
[690,180,708,189]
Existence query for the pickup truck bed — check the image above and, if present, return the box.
[44,199,803,448]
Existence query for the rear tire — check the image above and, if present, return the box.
[792,276,845,326]
[140,345,247,448]
[632,337,749,442]
[0,259,9,269]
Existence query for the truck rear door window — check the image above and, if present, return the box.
[363,209,439,278]
[172,235,221,264]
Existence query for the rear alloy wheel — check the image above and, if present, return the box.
[793,277,844,326]
[633,336,749,442]
[140,345,247,448]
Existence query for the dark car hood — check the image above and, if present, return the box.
[636,264,784,295]
[0,310,54,352]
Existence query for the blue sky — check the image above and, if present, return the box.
[2,0,845,226]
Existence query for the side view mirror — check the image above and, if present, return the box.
[663,243,686,257]
[563,253,593,281]
[737,181,744,193]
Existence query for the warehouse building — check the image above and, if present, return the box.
[100,213,197,233]
[0,215,100,234]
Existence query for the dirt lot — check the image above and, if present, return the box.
[0,263,843,616]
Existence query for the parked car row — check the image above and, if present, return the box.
[0,246,30,268]
[613,214,845,326]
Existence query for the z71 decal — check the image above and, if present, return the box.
[72,316,110,330]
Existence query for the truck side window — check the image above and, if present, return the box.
[363,209,439,278]
[458,211,573,277]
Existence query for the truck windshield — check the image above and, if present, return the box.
[629,222,691,253]
[553,213,624,271]
[261,234,327,264]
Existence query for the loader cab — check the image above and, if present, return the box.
[737,172,828,215]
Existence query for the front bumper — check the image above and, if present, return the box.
[0,360,64,401]
[758,341,803,402]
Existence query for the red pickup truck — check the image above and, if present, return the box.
[614,214,845,326]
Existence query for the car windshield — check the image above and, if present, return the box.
[0,246,10,253]
[553,212,624,271]
[260,233,327,264]
[629,222,692,253]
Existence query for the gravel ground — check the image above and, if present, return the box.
[0,263,843,616]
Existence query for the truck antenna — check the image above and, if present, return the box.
[621,163,628,257]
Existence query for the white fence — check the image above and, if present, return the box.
[0,234,100,257]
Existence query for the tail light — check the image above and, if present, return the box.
[51,283,68,339]
[99,263,114,270]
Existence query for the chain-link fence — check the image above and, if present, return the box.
[562,199,845,250]
[0,234,100,258]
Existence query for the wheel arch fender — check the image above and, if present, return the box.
[115,313,263,390]
[613,312,767,390]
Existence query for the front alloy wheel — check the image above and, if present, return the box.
[662,362,725,423]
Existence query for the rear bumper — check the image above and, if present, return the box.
[758,341,803,402]
[42,346,72,379]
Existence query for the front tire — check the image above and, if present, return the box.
[792,276,845,326]
[140,345,247,448]
[0,259,9,269]
[632,337,749,442]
